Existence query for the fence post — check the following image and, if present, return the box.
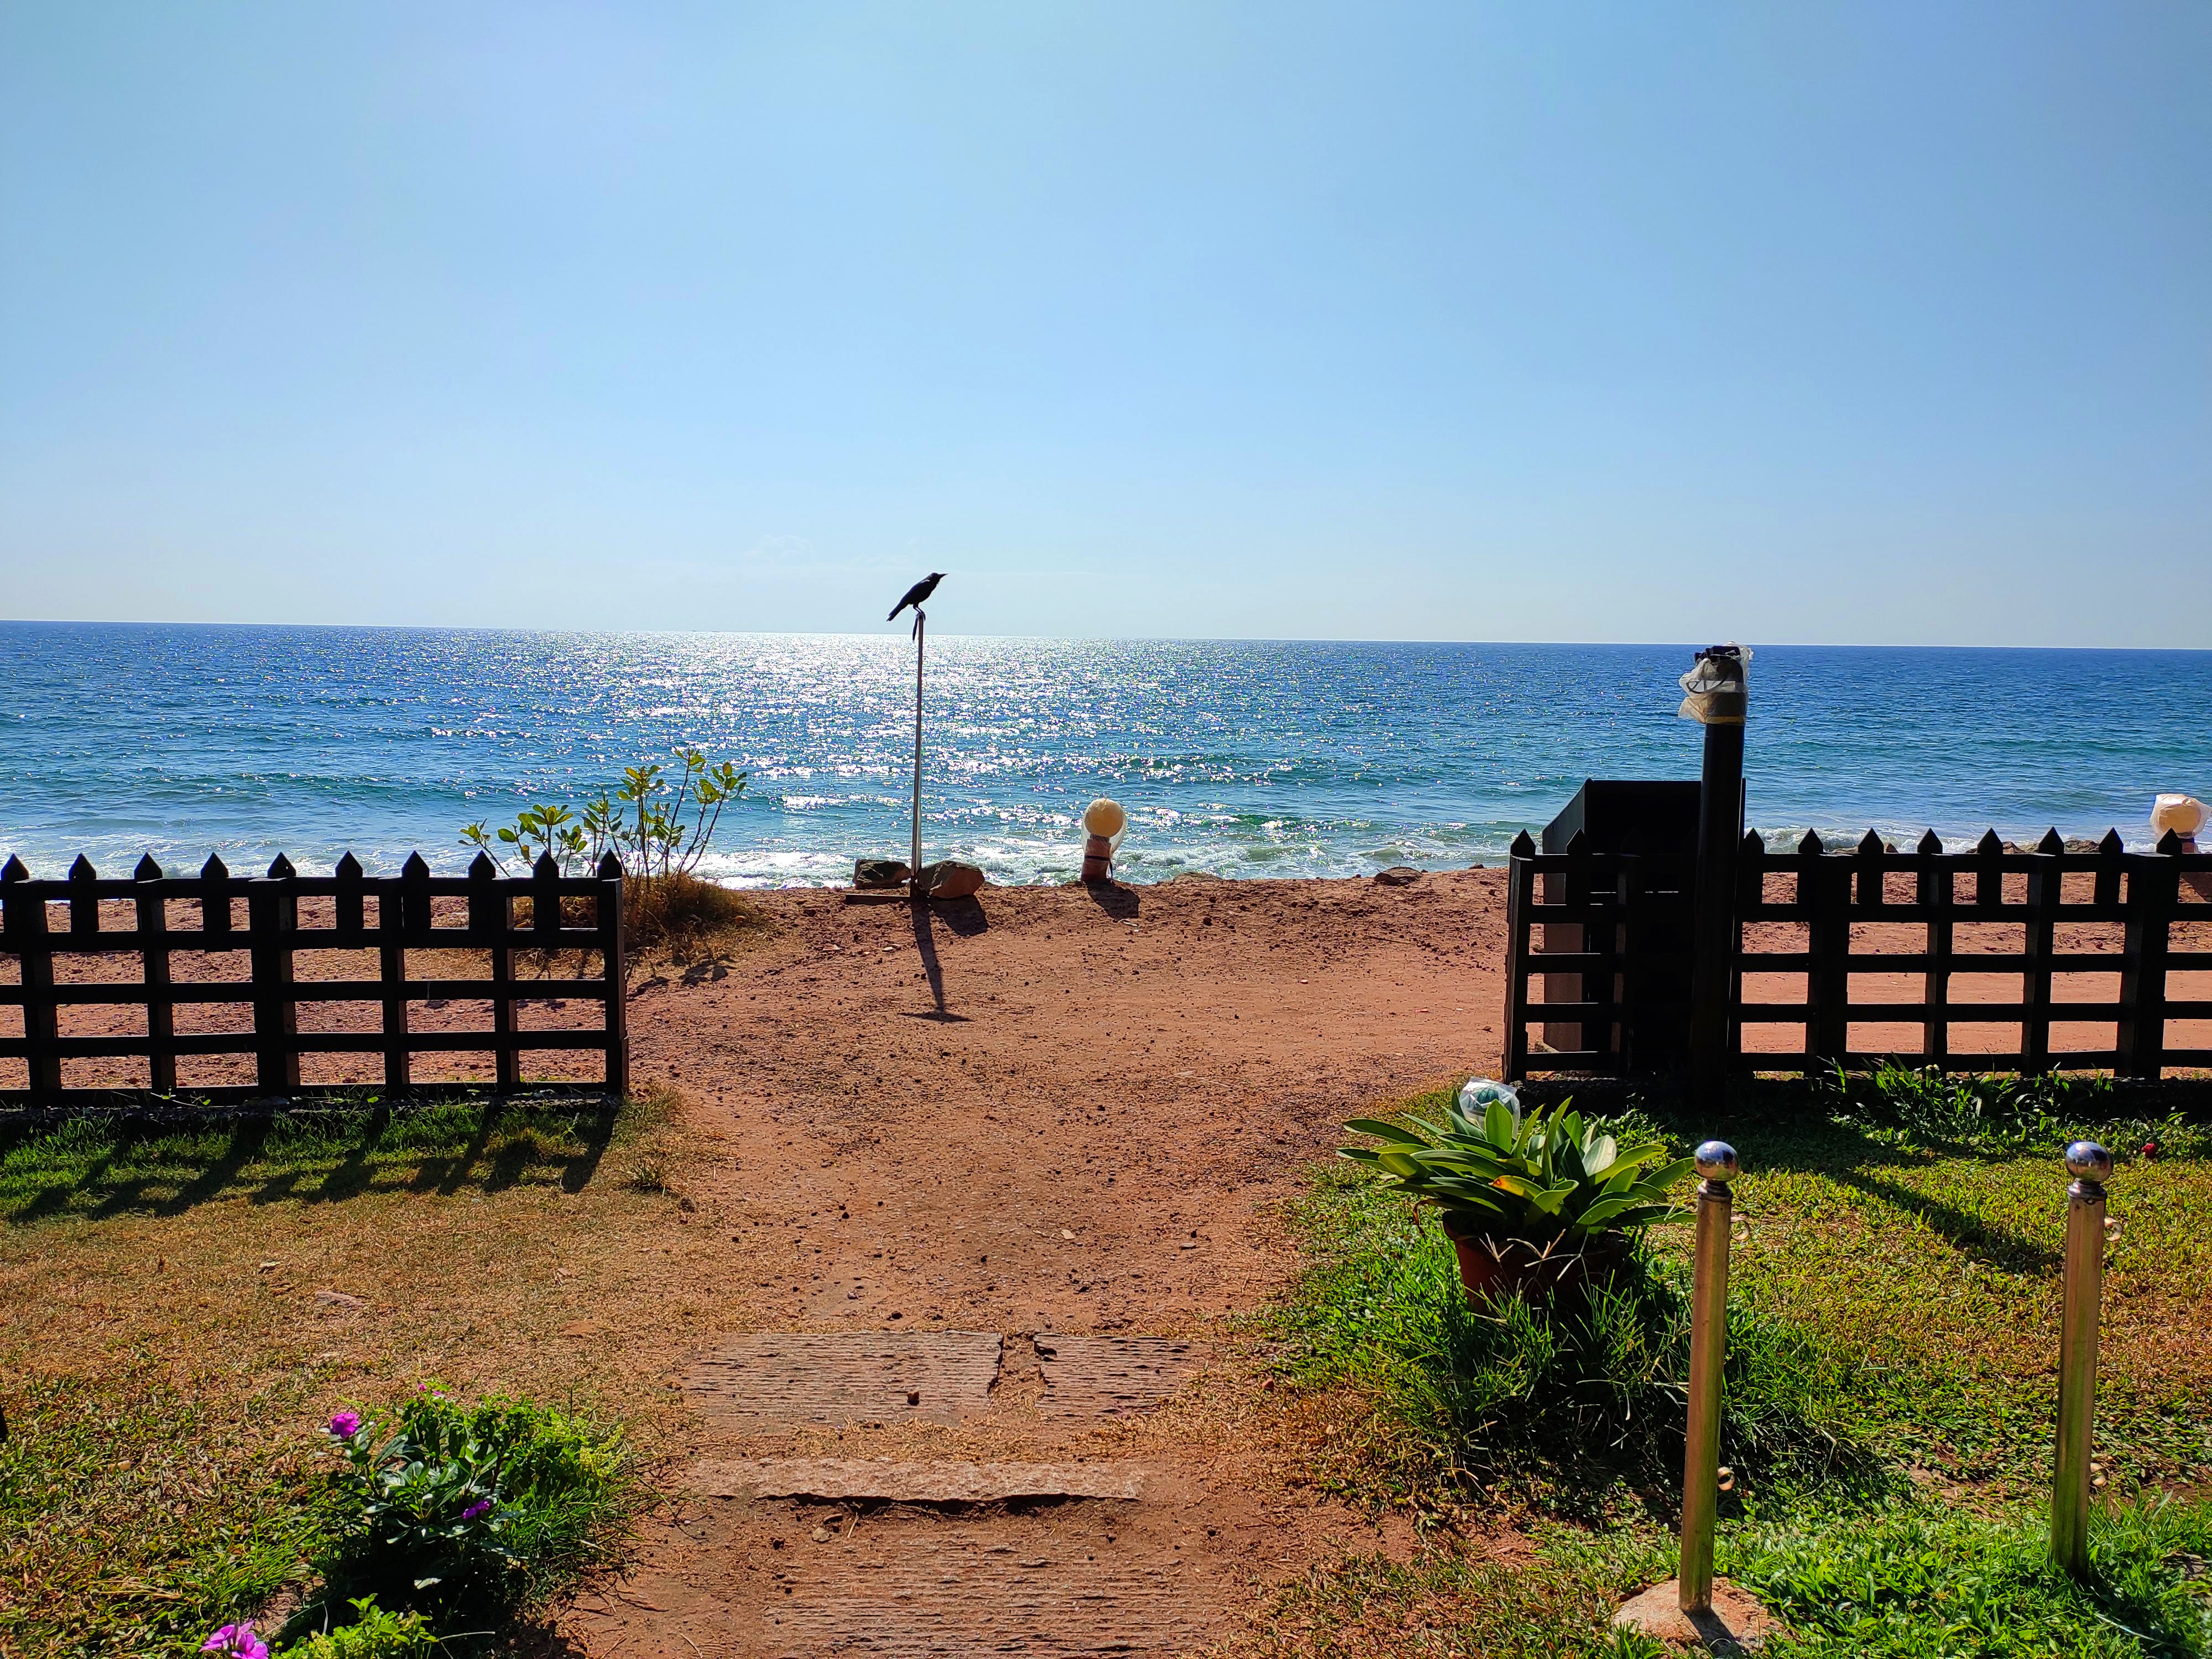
[471,852,519,1091]
[249,855,301,1094]
[598,852,628,1096]
[1503,832,1534,1082]
[378,868,410,1091]
[200,853,233,936]
[1975,827,2005,914]
[1728,830,1764,1074]
[2117,836,2177,1079]
[2023,829,2063,1073]
[1679,1140,1739,1613]
[2051,1140,2111,1580]
[1801,833,1848,1070]
[67,854,100,936]
[2,857,60,1097]
[135,854,176,1094]
[1689,686,1746,1102]
[1917,830,1953,1069]
[334,851,365,938]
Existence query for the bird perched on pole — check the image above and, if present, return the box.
[889,572,945,629]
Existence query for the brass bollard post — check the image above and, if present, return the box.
[2051,1140,2111,1581]
[1678,1140,1738,1615]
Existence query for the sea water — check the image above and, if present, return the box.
[1,623,2205,885]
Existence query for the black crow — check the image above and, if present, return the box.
[888,572,945,622]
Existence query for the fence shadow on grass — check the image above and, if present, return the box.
[0,1098,620,1224]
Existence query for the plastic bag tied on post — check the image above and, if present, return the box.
[1678,643,1751,726]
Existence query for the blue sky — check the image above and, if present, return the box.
[2,3,2207,644]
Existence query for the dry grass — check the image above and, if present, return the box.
[0,1088,711,1657]
[627,871,771,963]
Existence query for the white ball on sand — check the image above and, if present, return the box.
[2151,794,2205,838]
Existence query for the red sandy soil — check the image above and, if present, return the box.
[569,870,1508,1655]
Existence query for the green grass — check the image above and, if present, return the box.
[1271,1152,1866,1517]
[0,1368,329,1659]
[0,1368,640,1659]
[0,1094,664,1658]
[0,1097,623,1226]
[1728,1499,2212,1657]
[1272,1079,2212,1655]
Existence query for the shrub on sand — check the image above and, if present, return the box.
[312,1388,630,1634]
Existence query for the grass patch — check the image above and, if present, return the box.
[0,1368,327,1659]
[304,1388,639,1647]
[0,1370,641,1659]
[1265,1078,2212,1653]
[1278,1092,1865,1516]
[0,1097,625,1226]
[1727,1498,2212,1657]
[0,1089,673,1657]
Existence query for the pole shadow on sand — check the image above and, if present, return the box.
[901,896,986,1021]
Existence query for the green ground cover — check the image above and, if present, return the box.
[0,1099,656,1658]
[0,1095,623,1225]
[1270,1079,2212,1657]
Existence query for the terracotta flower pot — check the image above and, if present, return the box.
[1438,1212,1629,1307]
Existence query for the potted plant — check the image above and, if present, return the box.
[1342,1079,1693,1304]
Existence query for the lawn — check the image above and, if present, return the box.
[0,1095,684,1658]
[1264,1077,2212,1657]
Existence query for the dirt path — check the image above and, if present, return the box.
[566,868,1509,1656]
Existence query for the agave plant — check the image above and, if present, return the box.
[1342,1079,1693,1243]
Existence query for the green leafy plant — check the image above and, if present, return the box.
[462,749,747,883]
[283,1597,440,1658]
[1342,1079,1693,1244]
[315,1388,628,1631]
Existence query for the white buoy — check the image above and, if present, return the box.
[2151,793,2205,842]
[1081,798,1126,883]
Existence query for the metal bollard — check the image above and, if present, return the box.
[2051,1139,2111,1580]
[1678,1139,1738,1615]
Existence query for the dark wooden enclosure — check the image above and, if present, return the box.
[0,849,628,1105]
[1505,826,2212,1081]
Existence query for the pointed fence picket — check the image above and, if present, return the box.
[0,850,627,1105]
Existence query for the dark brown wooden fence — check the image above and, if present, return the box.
[0,849,627,1105]
[1505,826,2212,1081]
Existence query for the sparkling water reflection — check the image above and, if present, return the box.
[1,624,2204,884]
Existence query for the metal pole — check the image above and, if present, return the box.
[2051,1140,2111,1580]
[909,608,926,890]
[1678,1139,1738,1615]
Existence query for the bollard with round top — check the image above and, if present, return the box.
[1614,1138,1776,1649]
[1679,1141,1738,1613]
[2051,1140,2111,1580]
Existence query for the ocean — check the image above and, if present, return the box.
[1,623,2205,886]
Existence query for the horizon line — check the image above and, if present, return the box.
[2,616,2210,654]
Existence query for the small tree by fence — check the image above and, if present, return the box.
[0,849,627,1106]
[1504,826,2212,1082]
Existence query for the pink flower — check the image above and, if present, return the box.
[461,1498,493,1521]
[201,1623,269,1659]
[327,1410,361,1439]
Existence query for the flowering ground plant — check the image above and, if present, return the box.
[320,1390,523,1620]
[315,1386,627,1629]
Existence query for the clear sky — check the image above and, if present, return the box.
[3,3,2208,645]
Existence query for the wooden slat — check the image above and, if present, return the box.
[134,854,176,1093]
[0,1029,622,1060]
[1503,841,1531,1081]
[1,858,61,1094]
[598,853,628,1096]
[2117,847,2176,1078]
[7,977,612,1007]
